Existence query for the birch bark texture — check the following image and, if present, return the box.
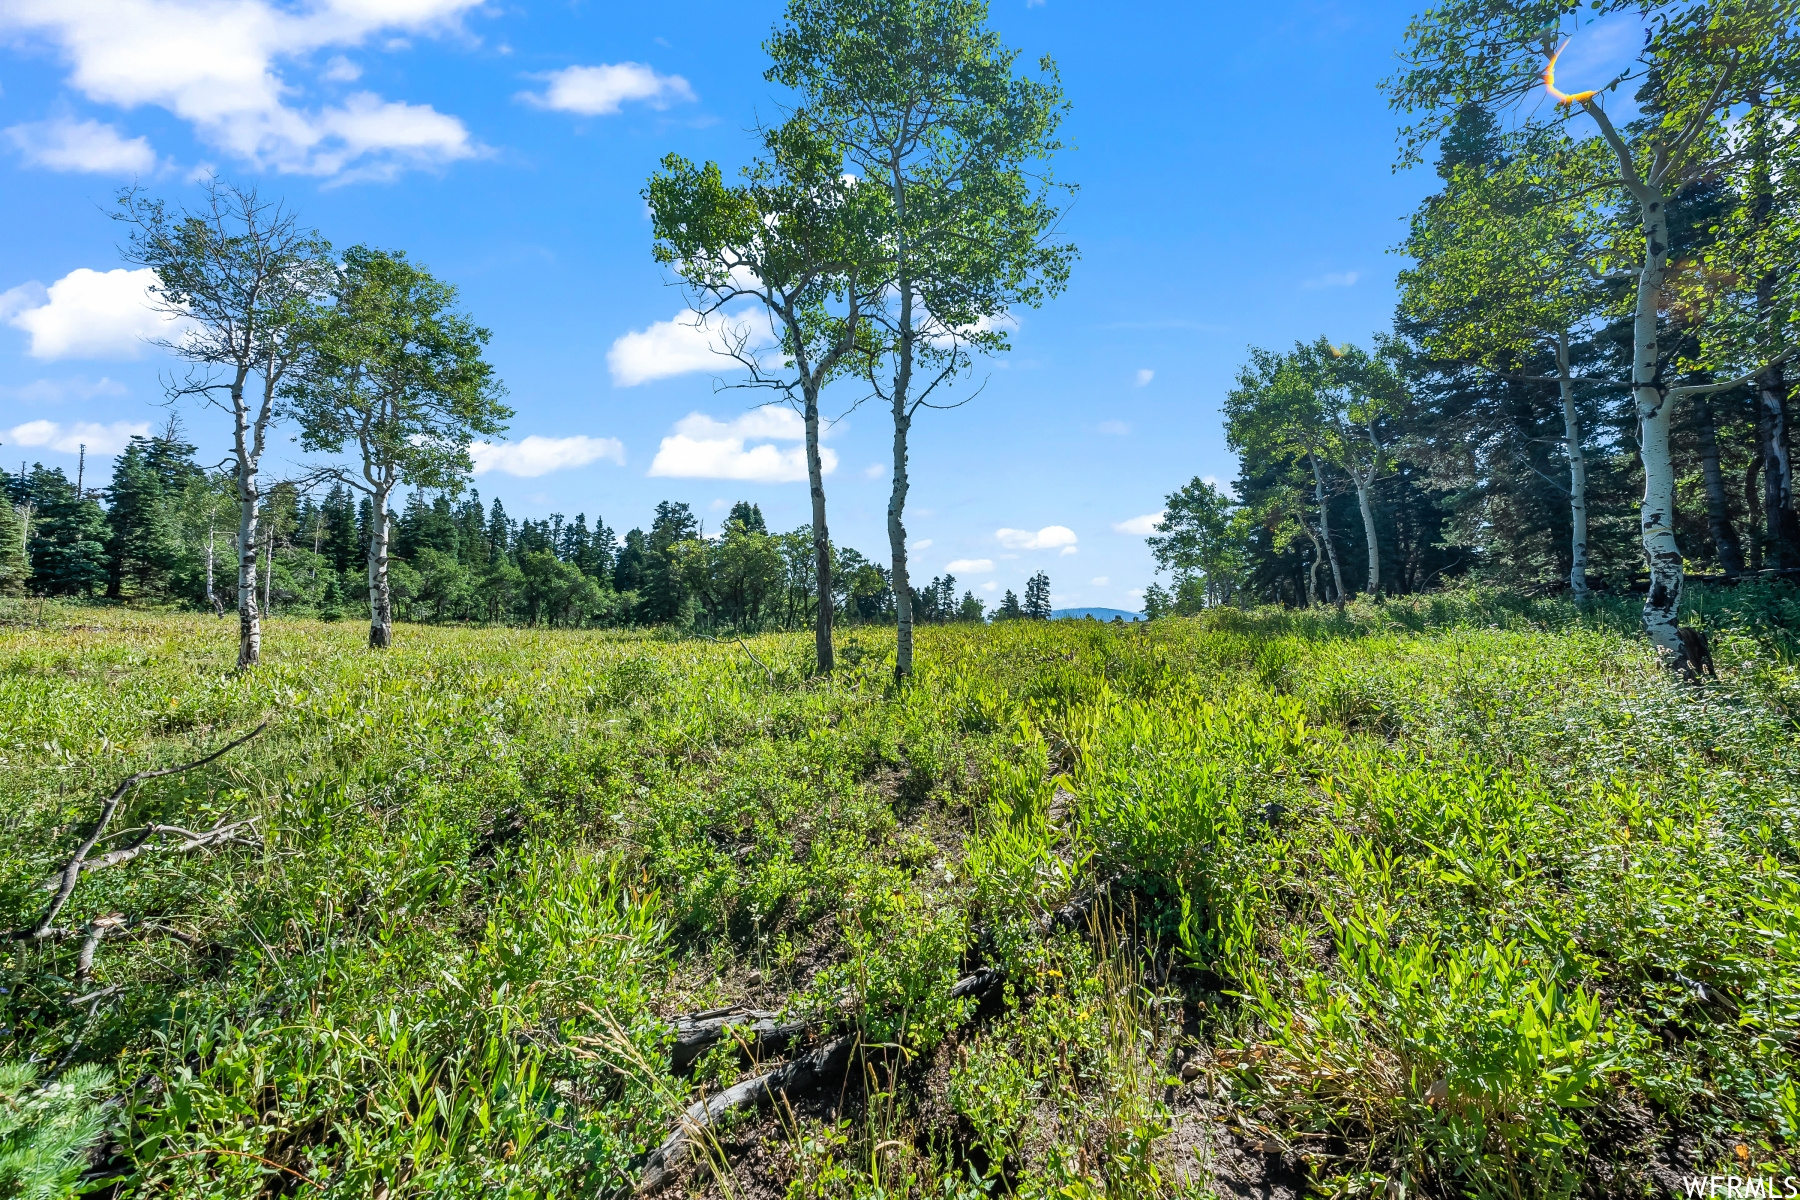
[284,247,509,650]
[766,0,1076,679]
[116,181,331,668]
[1386,2,1800,660]
[646,119,887,675]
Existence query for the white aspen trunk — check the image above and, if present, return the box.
[887,159,916,680]
[368,484,392,649]
[803,381,834,674]
[1584,101,1683,657]
[235,479,260,668]
[1301,520,1323,607]
[1309,452,1347,601]
[205,519,222,617]
[1353,475,1380,596]
[263,525,275,615]
[1760,363,1798,567]
[1627,191,1683,657]
[1556,332,1590,599]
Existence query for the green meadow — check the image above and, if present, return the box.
[3,588,1799,1197]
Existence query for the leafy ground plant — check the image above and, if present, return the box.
[1,583,1797,1196]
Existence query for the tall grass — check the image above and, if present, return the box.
[2,584,1796,1195]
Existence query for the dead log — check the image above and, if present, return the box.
[636,1034,858,1194]
[669,1006,811,1073]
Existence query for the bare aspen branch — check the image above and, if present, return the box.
[10,720,270,943]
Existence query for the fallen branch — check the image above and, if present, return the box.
[9,720,269,943]
[45,817,262,888]
[640,968,1007,1193]
[697,634,776,685]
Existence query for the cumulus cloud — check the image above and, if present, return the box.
[995,525,1078,552]
[1097,420,1130,435]
[979,580,997,593]
[0,0,483,179]
[946,558,993,573]
[1133,368,1154,387]
[607,308,770,387]
[4,418,150,454]
[4,117,156,173]
[1112,511,1165,536]
[520,63,696,116]
[910,538,932,551]
[862,462,885,479]
[1091,576,1108,586]
[469,434,625,478]
[3,268,185,360]
[648,409,834,483]
[1302,271,1359,289]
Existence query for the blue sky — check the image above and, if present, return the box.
[0,0,1504,610]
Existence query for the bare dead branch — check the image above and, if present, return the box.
[11,720,270,942]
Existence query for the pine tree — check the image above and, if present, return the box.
[1023,571,1052,620]
[104,438,183,599]
[995,588,1023,620]
[0,497,25,596]
[22,465,107,596]
[486,497,513,563]
[642,501,699,621]
[726,501,768,535]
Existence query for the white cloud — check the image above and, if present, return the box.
[607,308,770,387]
[1301,271,1359,289]
[1097,420,1130,435]
[1112,511,1165,536]
[1133,368,1154,387]
[996,525,1077,551]
[5,418,150,455]
[4,268,185,360]
[0,0,483,179]
[322,55,361,82]
[520,63,696,116]
[469,434,624,478]
[4,117,155,173]
[979,580,997,592]
[0,376,129,403]
[863,462,886,479]
[1091,576,1108,586]
[1127,587,1145,599]
[910,538,932,551]
[647,409,834,483]
[945,558,993,573]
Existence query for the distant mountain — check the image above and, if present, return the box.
[1051,607,1145,622]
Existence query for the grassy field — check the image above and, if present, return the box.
[3,587,1799,1198]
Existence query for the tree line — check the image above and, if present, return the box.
[2,433,1081,633]
[0,437,1042,632]
[1144,2,1800,661]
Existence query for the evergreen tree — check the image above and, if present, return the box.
[21,465,107,596]
[957,590,985,622]
[486,497,513,563]
[995,588,1024,620]
[0,495,25,596]
[320,484,361,574]
[104,437,183,599]
[640,501,699,621]
[726,501,768,535]
[613,528,648,595]
[1023,571,1052,620]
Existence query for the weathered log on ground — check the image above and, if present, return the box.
[670,1007,811,1073]
[635,1034,858,1194]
